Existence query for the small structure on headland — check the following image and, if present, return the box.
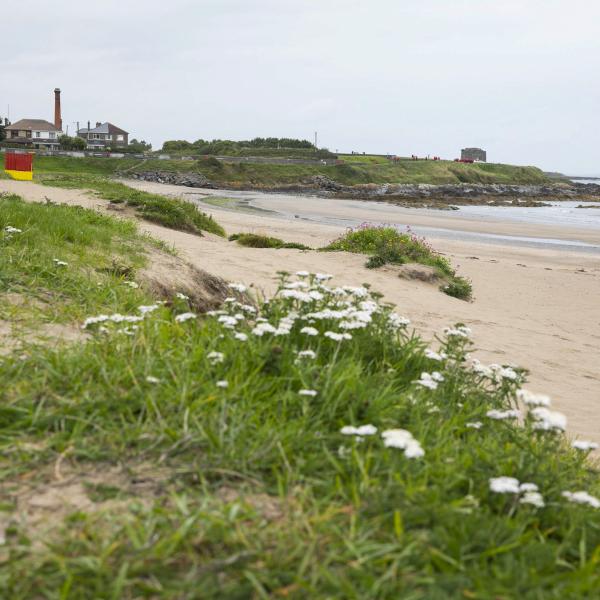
[77,122,129,149]
[461,147,487,162]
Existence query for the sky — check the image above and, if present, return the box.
[1,0,599,175]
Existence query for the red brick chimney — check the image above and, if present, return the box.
[54,88,62,131]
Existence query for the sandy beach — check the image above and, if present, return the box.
[2,178,599,446]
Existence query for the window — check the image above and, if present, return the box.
[117,135,124,141]
[35,132,41,138]
[49,132,56,139]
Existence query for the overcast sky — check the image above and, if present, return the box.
[1,0,598,174]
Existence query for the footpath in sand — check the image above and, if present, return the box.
[2,178,599,447]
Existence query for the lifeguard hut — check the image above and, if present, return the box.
[4,153,33,180]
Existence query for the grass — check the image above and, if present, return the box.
[229,232,311,250]
[324,224,473,300]
[38,172,225,236]
[1,195,600,597]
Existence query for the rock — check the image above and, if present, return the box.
[131,171,215,188]
[306,175,342,191]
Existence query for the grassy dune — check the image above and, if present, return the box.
[31,155,556,187]
[1,195,600,598]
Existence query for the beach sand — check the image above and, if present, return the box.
[2,178,599,446]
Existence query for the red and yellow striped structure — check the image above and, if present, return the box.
[4,153,34,181]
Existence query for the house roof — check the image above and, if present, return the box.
[78,122,128,135]
[6,119,61,132]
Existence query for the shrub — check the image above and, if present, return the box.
[325,223,471,300]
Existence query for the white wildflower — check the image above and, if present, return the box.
[519,483,538,492]
[125,281,139,288]
[416,372,442,390]
[218,315,239,329]
[324,331,352,341]
[279,289,313,302]
[175,292,189,300]
[234,332,248,342]
[207,351,224,364]
[308,290,324,301]
[530,407,567,432]
[389,313,410,328]
[489,476,521,494]
[315,273,333,281]
[516,389,551,407]
[562,491,600,509]
[298,389,318,397]
[175,312,196,323]
[53,258,68,267]
[381,429,424,458]
[572,440,599,451]
[146,376,160,384]
[216,380,229,388]
[297,350,317,359]
[486,409,521,420]
[229,283,247,293]
[340,424,377,436]
[295,271,310,277]
[4,225,22,234]
[252,322,277,336]
[284,281,309,290]
[138,304,160,315]
[499,367,518,381]
[444,325,471,338]
[466,421,483,429]
[425,348,446,361]
[520,492,545,508]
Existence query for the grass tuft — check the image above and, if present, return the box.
[229,232,311,250]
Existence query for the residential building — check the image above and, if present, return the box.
[3,88,63,150]
[461,147,487,162]
[77,122,129,149]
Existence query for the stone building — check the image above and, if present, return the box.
[461,147,486,162]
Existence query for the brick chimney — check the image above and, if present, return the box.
[54,88,62,131]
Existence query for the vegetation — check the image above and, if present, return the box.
[58,135,87,151]
[38,172,225,236]
[229,232,311,250]
[1,197,599,597]
[325,224,473,300]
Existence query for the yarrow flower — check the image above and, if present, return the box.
[425,348,446,361]
[388,313,410,329]
[562,491,600,509]
[53,258,68,267]
[4,225,22,234]
[489,476,521,494]
[298,389,318,397]
[520,491,545,508]
[517,389,551,407]
[300,326,319,336]
[297,350,317,359]
[324,331,352,342]
[229,283,247,293]
[530,407,567,432]
[572,440,599,451]
[315,273,333,281]
[125,281,139,288]
[381,429,424,458]
[146,376,160,384]
[234,332,248,342]
[175,312,196,323]
[216,380,229,388]
[207,351,224,364]
[340,424,377,436]
[295,271,310,277]
[138,304,160,315]
[486,409,521,420]
[444,325,471,338]
[252,322,277,336]
[416,372,443,390]
[466,421,483,429]
[175,292,189,300]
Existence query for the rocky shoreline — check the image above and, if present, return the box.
[128,171,600,208]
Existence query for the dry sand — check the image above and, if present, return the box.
[2,178,599,446]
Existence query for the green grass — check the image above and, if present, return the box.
[1,196,600,597]
[324,224,473,300]
[38,172,225,236]
[229,232,311,250]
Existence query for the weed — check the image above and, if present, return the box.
[230,232,311,250]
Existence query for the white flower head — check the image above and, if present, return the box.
[207,351,225,364]
[297,350,317,359]
[295,271,310,277]
[520,492,545,508]
[125,281,139,288]
[530,407,567,432]
[315,273,333,281]
[425,348,446,361]
[229,283,247,293]
[53,258,69,267]
[216,380,229,388]
[572,440,599,451]
[486,409,521,420]
[444,325,471,338]
[562,491,600,509]
[324,331,352,342]
[517,389,551,407]
[381,429,425,458]
[175,292,189,300]
[175,312,196,323]
[340,424,377,436]
[234,332,248,342]
[138,304,160,315]
[4,225,23,234]
[489,476,520,494]
[466,421,483,429]
[146,376,160,384]
[298,389,318,397]
[416,372,442,390]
